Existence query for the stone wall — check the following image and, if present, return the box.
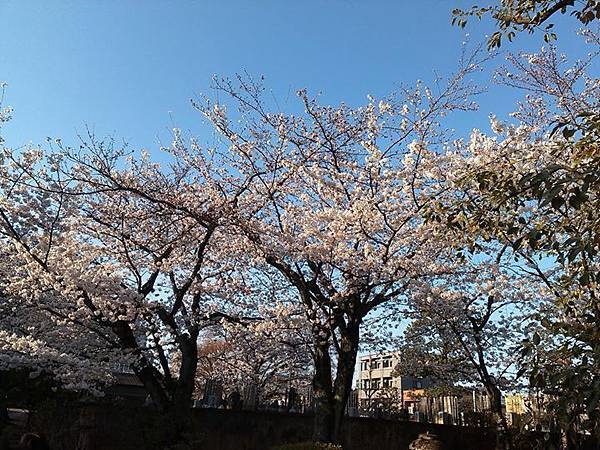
[22,402,497,450]
[345,416,494,449]
[9,400,598,449]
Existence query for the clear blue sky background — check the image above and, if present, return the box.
[0,1,590,153]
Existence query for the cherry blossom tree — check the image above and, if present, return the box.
[433,34,600,446]
[174,301,312,406]
[192,49,485,442]
[395,261,543,447]
[0,112,260,413]
[1,42,488,445]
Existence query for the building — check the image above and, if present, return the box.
[355,352,494,424]
[105,364,147,403]
[355,352,432,414]
[415,387,491,425]
[504,392,551,429]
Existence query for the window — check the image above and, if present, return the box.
[371,378,380,389]
[370,359,380,369]
[382,377,392,388]
[382,358,392,368]
[363,379,370,389]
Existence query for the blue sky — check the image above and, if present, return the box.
[0,0,589,152]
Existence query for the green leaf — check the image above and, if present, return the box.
[568,247,581,262]
[540,183,563,207]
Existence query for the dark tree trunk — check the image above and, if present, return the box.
[112,318,199,414]
[173,336,199,411]
[473,334,511,450]
[564,410,582,450]
[262,257,368,445]
[134,363,171,411]
[484,382,511,450]
[312,339,334,443]
[331,323,360,444]
[111,320,171,411]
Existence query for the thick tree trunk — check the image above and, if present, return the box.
[312,339,334,443]
[331,323,360,444]
[112,321,171,411]
[173,337,199,411]
[160,337,200,448]
[112,320,198,414]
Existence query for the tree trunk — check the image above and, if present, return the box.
[331,323,360,444]
[312,339,334,443]
[173,336,199,411]
[484,382,511,450]
[135,363,171,411]
[112,320,171,411]
[564,410,581,450]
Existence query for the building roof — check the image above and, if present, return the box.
[358,351,400,360]
[113,372,144,387]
